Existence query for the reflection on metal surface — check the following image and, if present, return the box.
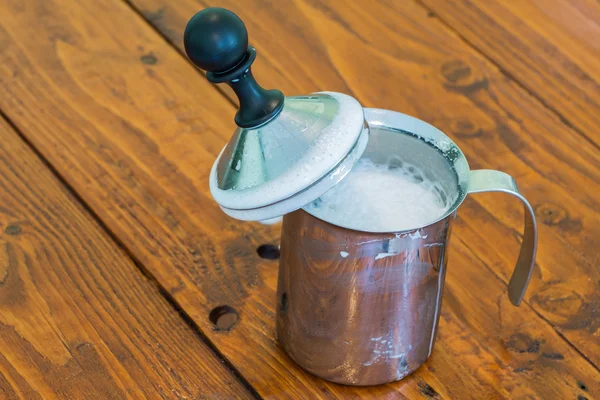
[277,210,454,386]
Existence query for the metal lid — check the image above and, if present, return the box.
[184,8,369,220]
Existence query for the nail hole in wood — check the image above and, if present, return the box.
[280,292,288,313]
[140,52,158,65]
[209,305,238,331]
[4,225,21,235]
[257,244,280,260]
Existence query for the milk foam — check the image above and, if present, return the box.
[304,159,453,232]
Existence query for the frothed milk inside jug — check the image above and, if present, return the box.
[302,122,460,233]
[305,158,454,232]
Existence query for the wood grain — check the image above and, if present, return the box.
[0,115,252,398]
[419,0,600,148]
[1,0,599,398]
[128,0,600,367]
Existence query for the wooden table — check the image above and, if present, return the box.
[1,0,598,398]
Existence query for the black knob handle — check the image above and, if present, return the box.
[184,8,284,128]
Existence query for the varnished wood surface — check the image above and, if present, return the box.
[0,116,252,398]
[130,0,600,366]
[1,0,599,398]
[419,0,600,148]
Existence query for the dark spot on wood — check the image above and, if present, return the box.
[446,78,489,96]
[534,203,581,233]
[209,305,239,331]
[75,342,93,351]
[558,218,583,234]
[577,395,588,400]
[141,53,158,65]
[541,352,564,360]
[532,286,583,318]
[441,60,471,83]
[257,244,280,260]
[418,381,439,398]
[427,11,436,17]
[4,225,21,235]
[514,366,533,373]
[577,381,588,392]
[535,203,568,225]
[527,340,540,353]
[452,120,484,138]
[505,333,540,353]
[440,60,488,98]
[496,122,526,152]
[561,297,600,333]
[532,285,600,334]
[280,292,288,313]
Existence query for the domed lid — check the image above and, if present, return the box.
[184,8,369,220]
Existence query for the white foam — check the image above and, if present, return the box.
[304,159,453,232]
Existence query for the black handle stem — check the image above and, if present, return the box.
[184,8,284,128]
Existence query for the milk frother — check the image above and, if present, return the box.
[184,7,538,386]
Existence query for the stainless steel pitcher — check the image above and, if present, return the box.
[275,109,537,386]
[183,9,538,387]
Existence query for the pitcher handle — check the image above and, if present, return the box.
[468,170,538,306]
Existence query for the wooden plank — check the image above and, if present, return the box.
[0,116,252,398]
[1,0,599,398]
[129,0,600,368]
[419,0,600,147]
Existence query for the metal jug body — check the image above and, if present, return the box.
[182,11,538,387]
[277,209,455,386]
[275,109,537,386]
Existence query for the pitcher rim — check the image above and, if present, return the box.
[302,108,470,234]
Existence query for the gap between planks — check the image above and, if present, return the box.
[0,109,264,400]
